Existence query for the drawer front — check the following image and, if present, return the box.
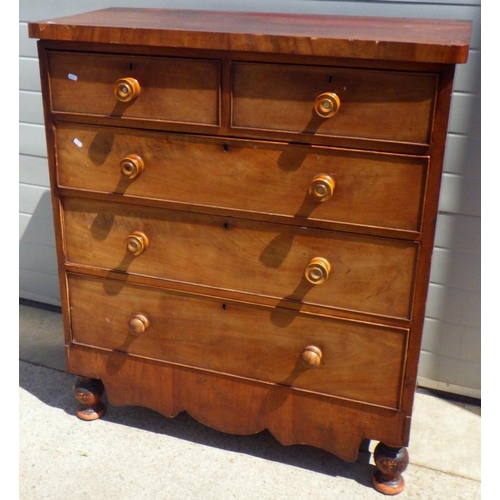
[48,51,220,126]
[63,198,418,319]
[232,62,437,145]
[56,123,427,233]
[68,273,407,409]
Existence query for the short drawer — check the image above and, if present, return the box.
[68,273,408,410]
[47,51,220,126]
[62,197,418,319]
[232,62,437,146]
[56,123,427,234]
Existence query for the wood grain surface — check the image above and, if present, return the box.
[232,62,437,146]
[68,273,407,409]
[29,8,471,63]
[62,197,418,319]
[48,51,220,126]
[55,123,428,235]
[68,341,409,461]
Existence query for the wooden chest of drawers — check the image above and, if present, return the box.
[29,9,471,494]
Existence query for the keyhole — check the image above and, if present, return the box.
[328,74,333,84]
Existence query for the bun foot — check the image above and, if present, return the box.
[371,443,409,495]
[73,377,106,421]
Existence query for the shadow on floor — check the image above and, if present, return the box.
[19,360,376,488]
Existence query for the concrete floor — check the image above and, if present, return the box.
[19,302,481,499]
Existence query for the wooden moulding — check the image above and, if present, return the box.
[28,8,472,64]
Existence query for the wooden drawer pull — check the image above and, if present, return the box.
[301,345,322,368]
[128,313,150,335]
[120,154,144,179]
[125,231,149,256]
[114,77,141,102]
[309,173,335,202]
[304,257,331,285]
[314,92,340,118]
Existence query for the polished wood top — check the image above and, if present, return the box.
[28,8,471,63]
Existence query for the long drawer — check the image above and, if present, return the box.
[47,51,221,126]
[232,62,438,146]
[62,197,418,319]
[68,273,408,410]
[56,123,427,234]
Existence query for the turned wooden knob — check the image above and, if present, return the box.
[114,77,140,102]
[309,173,335,202]
[304,257,331,285]
[120,154,144,179]
[301,345,322,368]
[128,313,150,335]
[314,92,340,118]
[125,231,149,256]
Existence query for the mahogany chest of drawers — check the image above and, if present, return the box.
[29,9,471,494]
